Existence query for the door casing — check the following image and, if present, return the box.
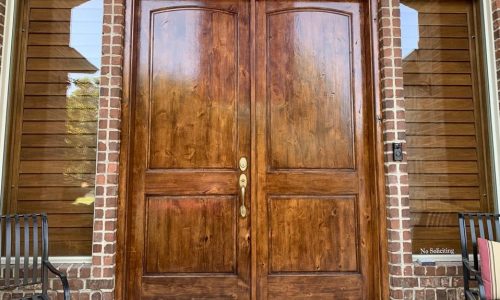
[115,0,389,298]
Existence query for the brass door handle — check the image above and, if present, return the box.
[239,174,247,218]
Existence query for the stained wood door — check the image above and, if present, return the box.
[126,0,251,298]
[254,1,376,298]
[126,0,377,298]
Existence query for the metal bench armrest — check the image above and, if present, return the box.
[44,260,70,300]
[463,258,486,299]
[463,258,480,274]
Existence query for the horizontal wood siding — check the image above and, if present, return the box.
[6,0,101,255]
[403,0,491,254]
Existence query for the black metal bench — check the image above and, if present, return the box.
[0,214,69,299]
[458,212,500,300]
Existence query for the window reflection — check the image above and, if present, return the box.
[9,0,104,255]
[401,4,419,58]
[402,0,490,255]
[66,0,103,206]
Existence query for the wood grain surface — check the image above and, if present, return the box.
[402,0,492,254]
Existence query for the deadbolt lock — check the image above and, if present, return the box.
[239,157,248,172]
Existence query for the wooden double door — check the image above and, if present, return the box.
[125,0,380,298]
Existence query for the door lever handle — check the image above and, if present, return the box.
[239,174,247,218]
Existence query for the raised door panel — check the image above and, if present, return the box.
[149,9,238,169]
[256,1,374,299]
[145,196,236,273]
[268,10,354,169]
[269,196,357,272]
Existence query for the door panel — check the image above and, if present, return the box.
[145,196,237,273]
[149,8,238,169]
[127,0,251,298]
[267,9,354,169]
[269,196,357,272]
[256,1,374,298]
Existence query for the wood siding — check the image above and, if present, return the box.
[402,0,492,254]
[6,0,101,256]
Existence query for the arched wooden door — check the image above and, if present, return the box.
[124,0,380,298]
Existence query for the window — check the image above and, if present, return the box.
[4,0,103,256]
[402,0,493,255]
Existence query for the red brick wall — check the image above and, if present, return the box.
[92,0,124,285]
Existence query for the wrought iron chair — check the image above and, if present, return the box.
[0,214,69,299]
[458,212,500,300]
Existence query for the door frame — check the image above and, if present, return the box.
[115,0,389,299]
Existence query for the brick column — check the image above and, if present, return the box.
[377,0,413,298]
[90,0,126,297]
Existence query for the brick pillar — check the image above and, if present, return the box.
[377,0,411,297]
[91,0,126,297]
